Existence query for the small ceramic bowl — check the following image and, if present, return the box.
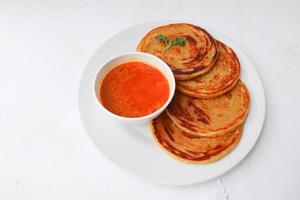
[94,52,175,124]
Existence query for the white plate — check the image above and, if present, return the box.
[78,21,266,185]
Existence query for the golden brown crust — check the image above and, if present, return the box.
[138,23,251,164]
[137,23,218,80]
[166,81,250,137]
[176,40,240,98]
[151,112,243,164]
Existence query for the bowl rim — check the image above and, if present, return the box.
[93,51,176,122]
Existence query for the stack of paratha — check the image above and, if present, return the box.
[137,23,250,164]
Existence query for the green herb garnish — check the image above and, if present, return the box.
[155,34,169,46]
[165,37,185,51]
[155,34,185,52]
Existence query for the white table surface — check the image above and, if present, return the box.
[1,0,300,199]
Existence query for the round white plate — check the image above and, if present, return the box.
[78,21,266,185]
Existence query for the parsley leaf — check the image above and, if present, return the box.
[155,34,185,52]
[155,34,169,46]
[165,37,185,51]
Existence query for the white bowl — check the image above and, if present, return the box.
[94,52,176,124]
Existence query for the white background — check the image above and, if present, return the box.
[1,0,300,199]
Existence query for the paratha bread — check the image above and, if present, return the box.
[166,81,250,137]
[177,40,240,98]
[137,23,218,80]
[151,112,243,164]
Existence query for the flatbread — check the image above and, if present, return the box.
[177,41,240,98]
[151,112,243,164]
[137,23,218,80]
[166,81,250,137]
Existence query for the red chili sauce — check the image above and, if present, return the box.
[100,61,170,117]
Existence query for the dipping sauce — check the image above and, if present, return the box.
[100,61,170,118]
